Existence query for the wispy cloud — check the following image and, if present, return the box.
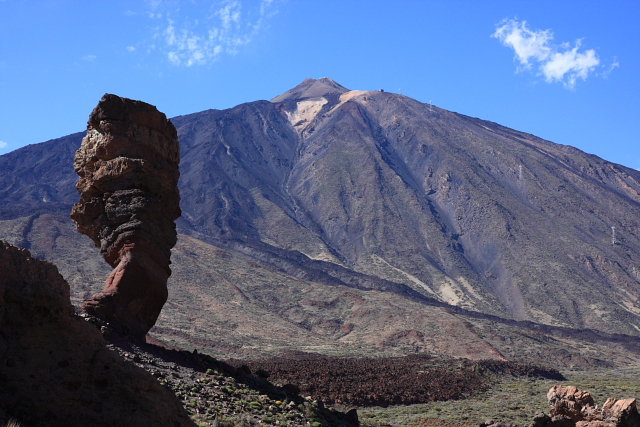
[83,54,97,62]
[493,19,610,90]
[603,58,619,79]
[146,0,279,67]
[0,141,8,150]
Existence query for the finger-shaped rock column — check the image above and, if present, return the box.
[71,94,181,339]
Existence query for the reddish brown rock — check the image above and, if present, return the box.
[548,385,597,421]
[70,94,181,338]
[481,386,638,427]
[546,386,639,427]
[575,422,614,427]
[602,398,639,427]
[0,241,194,427]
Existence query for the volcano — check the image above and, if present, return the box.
[1,78,639,363]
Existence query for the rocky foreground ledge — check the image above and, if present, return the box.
[0,240,356,427]
[1,239,637,427]
[0,241,194,427]
[481,384,639,427]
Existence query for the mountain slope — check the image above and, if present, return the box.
[0,132,83,218]
[2,213,638,368]
[169,78,640,334]
[1,78,639,353]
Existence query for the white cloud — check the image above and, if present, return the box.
[83,54,97,62]
[127,46,136,52]
[541,41,599,88]
[492,19,552,69]
[147,0,279,67]
[493,19,609,89]
[260,0,277,17]
[146,0,162,15]
[603,58,619,79]
[217,1,241,29]
[168,51,180,65]
[0,141,8,149]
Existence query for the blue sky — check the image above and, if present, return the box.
[1,1,638,169]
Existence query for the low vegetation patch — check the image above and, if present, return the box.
[358,366,640,427]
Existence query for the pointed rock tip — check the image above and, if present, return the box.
[271,77,350,103]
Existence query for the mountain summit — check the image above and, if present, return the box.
[271,77,350,103]
[273,79,638,323]
[1,78,640,361]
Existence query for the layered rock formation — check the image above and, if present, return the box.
[0,240,194,427]
[547,385,598,422]
[481,385,639,427]
[71,94,181,338]
[535,385,638,427]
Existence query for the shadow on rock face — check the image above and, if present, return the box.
[0,240,195,427]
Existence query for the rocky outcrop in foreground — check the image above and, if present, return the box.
[71,94,181,338]
[544,385,639,427]
[103,338,359,426]
[0,241,194,427]
[482,385,639,427]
